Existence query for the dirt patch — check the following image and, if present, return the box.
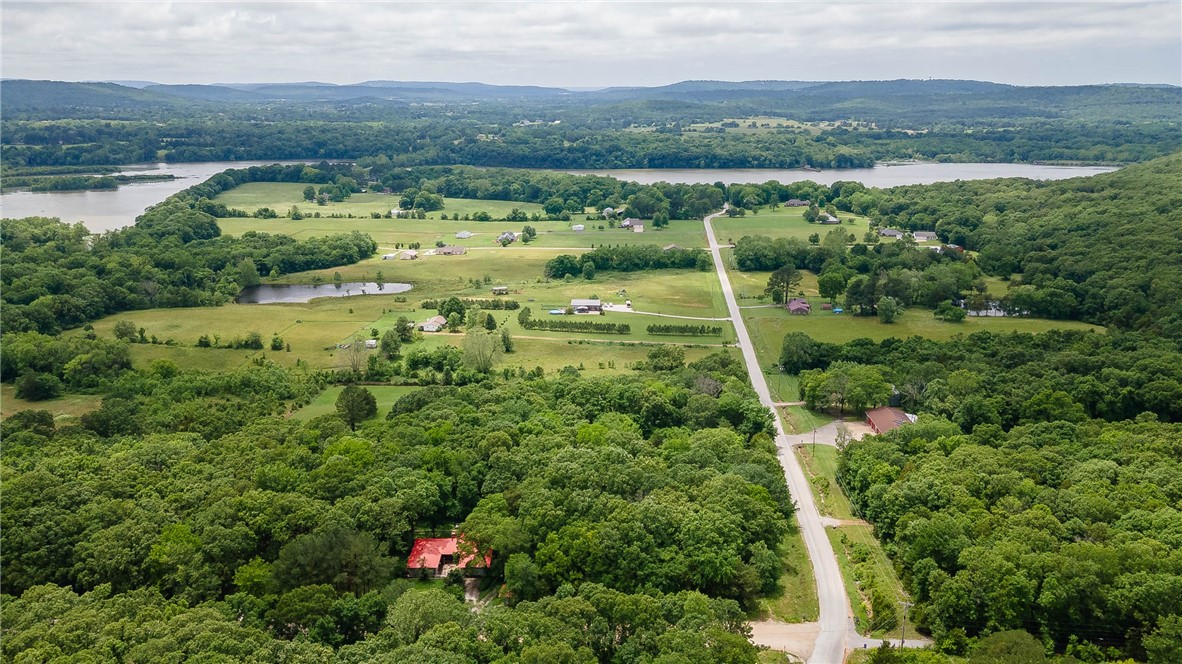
[750,620,819,662]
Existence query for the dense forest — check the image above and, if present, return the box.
[3,358,787,662]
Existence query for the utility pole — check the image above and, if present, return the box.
[899,601,914,647]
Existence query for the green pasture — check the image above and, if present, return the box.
[215,184,707,248]
[713,207,871,245]
[291,385,421,421]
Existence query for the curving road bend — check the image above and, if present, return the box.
[704,210,852,664]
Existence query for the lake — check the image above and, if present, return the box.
[564,162,1119,187]
[1,160,1118,233]
[0,160,346,233]
[236,282,412,304]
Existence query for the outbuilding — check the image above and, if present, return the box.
[406,536,492,578]
[865,406,916,434]
[491,286,510,295]
[400,250,419,260]
[437,245,467,256]
[787,298,811,315]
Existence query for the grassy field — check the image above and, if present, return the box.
[291,385,421,421]
[795,446,855,520]
[0,385,102,421]
[780,405,835,435]
[215,184,707,249]
[713,207,871,245]
[756,529,820,623]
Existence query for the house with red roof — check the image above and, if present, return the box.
[865,406,916,435]
[406,536,492,578]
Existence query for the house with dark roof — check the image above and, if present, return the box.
[406,536,492,578]
[865,406,916,434]
[571,298,601,313]
[912,231,938,242]
[785,199,808,207]
[787,298,811,315]
[878,228,905,238]
[496,231,517,244]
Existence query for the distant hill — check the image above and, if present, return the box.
[145,84,267,102]
[0,80,190,115]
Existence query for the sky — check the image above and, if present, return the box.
[3,1,1180,88]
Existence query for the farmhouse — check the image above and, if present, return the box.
[455,231,473,239]
[912,231,938,242]
[437,245,467,256]
[819,213,841,224]
[865,406,916,435]
[491,286,510,295]
[418,315,447,332]
[878,228,906,238]
[787,298,811,315]
[571,298,602,313]
[785,199,808,207]
[406,536,492,578]
[400,250,419,260]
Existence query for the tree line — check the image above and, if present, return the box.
[516,307,631,335]
[646,324,724,337]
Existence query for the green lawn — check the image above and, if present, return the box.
[713,208,871,245]
[780,405,835,436]
[292,385,421,421]
[0,385,102,421]
[795,445,855,520]
[756,528,820,623]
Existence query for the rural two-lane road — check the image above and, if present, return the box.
[703,210,853,664]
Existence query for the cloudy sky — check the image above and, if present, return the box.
[3,1,1179,87]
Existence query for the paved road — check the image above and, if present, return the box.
[704,211,853,664]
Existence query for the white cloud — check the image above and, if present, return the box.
[2,1,1178,86]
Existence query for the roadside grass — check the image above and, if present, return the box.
[0,385,102,421]
[780,405,834,436]
[756,527,820,623]
[291,385,421,421]
[794,445,856,521]
[828,524,912,640]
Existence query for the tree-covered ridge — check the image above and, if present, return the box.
[839,415,1182,661]
[2,364,784,661]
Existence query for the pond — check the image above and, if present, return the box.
[235,282,412,304]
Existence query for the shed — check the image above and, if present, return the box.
[492,286,510,296]
[455,231,474,239]
[364,339,378,349]
[865,406,916,435]
[632,224,645,233]
[571,224,585,232]
[381,253,398,260]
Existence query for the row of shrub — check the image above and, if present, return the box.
[421,298,520,311]
[646,324,723,336]
[517,307,631,335]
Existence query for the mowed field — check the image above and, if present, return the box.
[291,385,421,421]
[712,206,872,245]
[214,184,707,249]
